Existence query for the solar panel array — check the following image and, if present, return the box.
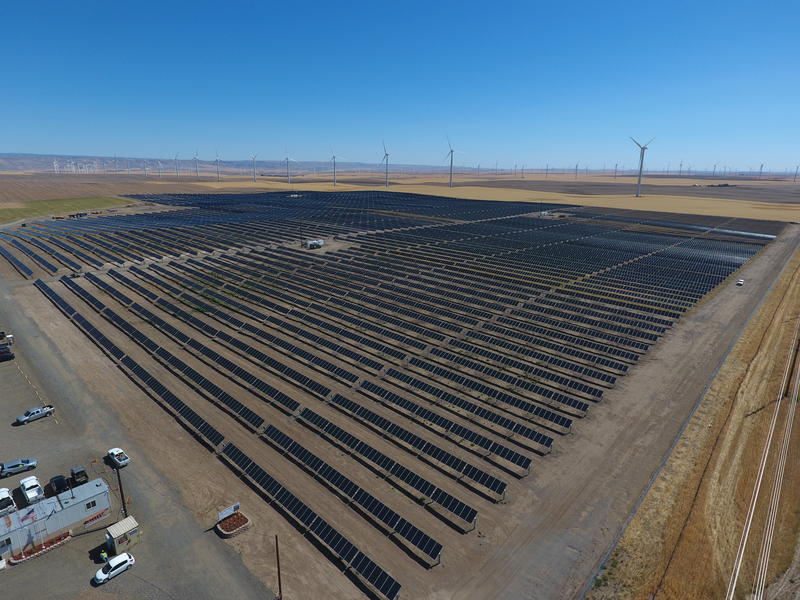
[16,190,783,599]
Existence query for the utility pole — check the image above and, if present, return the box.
[275,535,283,600]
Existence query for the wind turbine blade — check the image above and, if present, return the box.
[630,137,642,148]
[447,134,452,152]
[383,141,387,154]
[644,137,655,148]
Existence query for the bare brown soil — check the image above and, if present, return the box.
[587,243,800,599]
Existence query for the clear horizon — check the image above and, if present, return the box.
[3,1,798,171]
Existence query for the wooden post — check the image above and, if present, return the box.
[275,535,283,600]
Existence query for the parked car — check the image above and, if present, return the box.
[0,458,37,478]
[20,476,45,504]
[50,475,69,495]
[71,465,89,485]
[15,405,55,425]
[94,552,135,584]
[736,279,745,286]
[107,448,130,468]
[0,487,16,516]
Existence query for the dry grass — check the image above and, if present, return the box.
[587,247,800,599]
[0,196,135,225]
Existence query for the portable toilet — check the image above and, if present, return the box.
[105,515,140,553]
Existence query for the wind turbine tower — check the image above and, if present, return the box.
[758,163,764,179]
[216,152,221,181]
[251,154,258,182]
[630,137,654,198]
[194,152,199,178]
[379,142,390,187]
[330,152,340,187]
[445,138,456,188]
[174,154,180,178]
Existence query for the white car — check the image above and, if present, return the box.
[19,476,45,504]
[0,487,16,516]
[736,279,745,286]
[94,552,135,584]
[107,448,130,468]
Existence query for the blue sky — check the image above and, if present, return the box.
[2,1,798,171]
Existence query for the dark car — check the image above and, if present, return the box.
[71,466,89,486]
[50,475,69,495]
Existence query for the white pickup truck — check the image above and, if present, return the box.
[20,476,45,504]
[15,406,55,425]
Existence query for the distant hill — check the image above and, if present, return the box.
[0,153,447,175]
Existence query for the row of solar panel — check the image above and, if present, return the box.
[65,278,267,431]
[433,344,605,399]
[124,267,334,397]
[182,258,412,360]
[328,393,508,498]
[263,424,443,563]
[384,368,564,445]
[360,380,533,470]
[297,406,478,526]
[220,442,401,600]
[101,269,303,414]
[408,357,590,417]
[33,280,225,449]
[142,265,362,387]
[167,261,386,372]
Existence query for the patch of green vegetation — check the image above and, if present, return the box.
[0,196,135,225]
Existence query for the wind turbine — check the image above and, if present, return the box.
[630,137,654,198]
[144,160,148,177]
[157,160,163,178]
[215,151,221,181]
[614,162,618,179]
[444,137,459,188]
[758,163,764,179]
[794,165,799,183]
[330,150,347,187]
[52,159,59,174]
[379,142,389,187]
[251,154,258,182]
[194,151,199,178]
[174,153,180,178]
[284,150,295,184]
